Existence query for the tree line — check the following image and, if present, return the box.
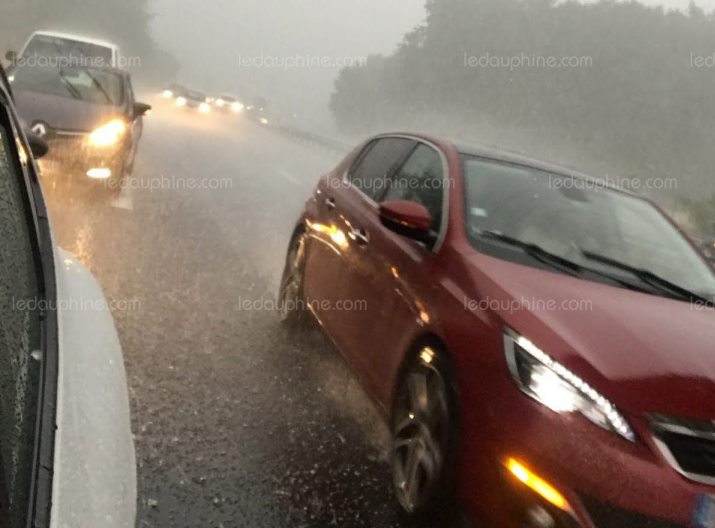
[330,0,715,234]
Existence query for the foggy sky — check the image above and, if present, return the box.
[150,0,715,130]
[150,0,426,129]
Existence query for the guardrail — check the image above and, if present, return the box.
[267,123,353,154]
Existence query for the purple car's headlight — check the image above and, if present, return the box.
[504,328,636,442]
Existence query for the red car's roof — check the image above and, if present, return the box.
[375,131,637,197]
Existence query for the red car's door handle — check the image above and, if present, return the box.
[325,197,336,211]
[348,227,369,247]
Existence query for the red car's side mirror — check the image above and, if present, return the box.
[379,200,434,244]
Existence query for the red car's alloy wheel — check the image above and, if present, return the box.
[391,348,454,515]
[278,232,307,322]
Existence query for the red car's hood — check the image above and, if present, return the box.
[467,252,715,418]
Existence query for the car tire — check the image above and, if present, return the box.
[277,231,310,325]
[124,144,138,178]
[391,345,460,524]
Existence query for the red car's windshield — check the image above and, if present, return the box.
[463,156,715,298]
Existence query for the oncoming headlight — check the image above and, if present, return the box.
[89,119,127,147]
[504,328,635,442]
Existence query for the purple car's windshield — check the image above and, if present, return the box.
[463,156,715,298]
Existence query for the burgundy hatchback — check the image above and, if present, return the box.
[278,133,715,528]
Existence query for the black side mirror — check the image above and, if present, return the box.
[5,50,17,64]
[132,102,151,119]
[26,132,49,159]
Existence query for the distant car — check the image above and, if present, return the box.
[0,64,135,528]
[9,64,150,195]
[214,94,243,113]
[161,83,185,100]
[246,96,269,121]
[246,97,275,125]
[175,89,210,113]
[280,132,715,528]
[7,30,121,69]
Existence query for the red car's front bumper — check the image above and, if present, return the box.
[457,369,712,527]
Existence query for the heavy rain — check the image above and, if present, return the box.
[2,1,715,528]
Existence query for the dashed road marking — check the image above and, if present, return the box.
[111,183,134,210]
[277,169,300,186]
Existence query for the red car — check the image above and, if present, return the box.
[278,133,715,528]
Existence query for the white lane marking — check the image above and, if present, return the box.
[111,182,134,210]
[277,169,300,186]
[110,193,133,210]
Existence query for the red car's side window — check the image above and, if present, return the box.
[383,143,445,233]
[348,138,415,202]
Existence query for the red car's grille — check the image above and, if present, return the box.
[582,497,685,528]
[652,414,715,485]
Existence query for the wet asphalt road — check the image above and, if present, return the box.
[41,99,464,528]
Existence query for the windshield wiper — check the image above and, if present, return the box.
[580,250,715,307]
[477,230,657,292]
[58,69,82,100]
[478,230,583,276]
[84,68,113,105]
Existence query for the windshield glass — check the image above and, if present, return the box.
[11,66,123,106]
[463,156,715,297]
[23,35,113,67]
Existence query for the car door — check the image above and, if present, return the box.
[337,142,448,401]
[0,84,55,528]
[303,137,415,366]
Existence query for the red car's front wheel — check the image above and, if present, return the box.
[391,346,460,521]
[278,231,308,324]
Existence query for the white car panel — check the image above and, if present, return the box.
[19,31,121,67]
[50,249,136,528]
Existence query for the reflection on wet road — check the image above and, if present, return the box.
[44,99,460,528]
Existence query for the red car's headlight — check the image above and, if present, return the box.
[504,328,636,442]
